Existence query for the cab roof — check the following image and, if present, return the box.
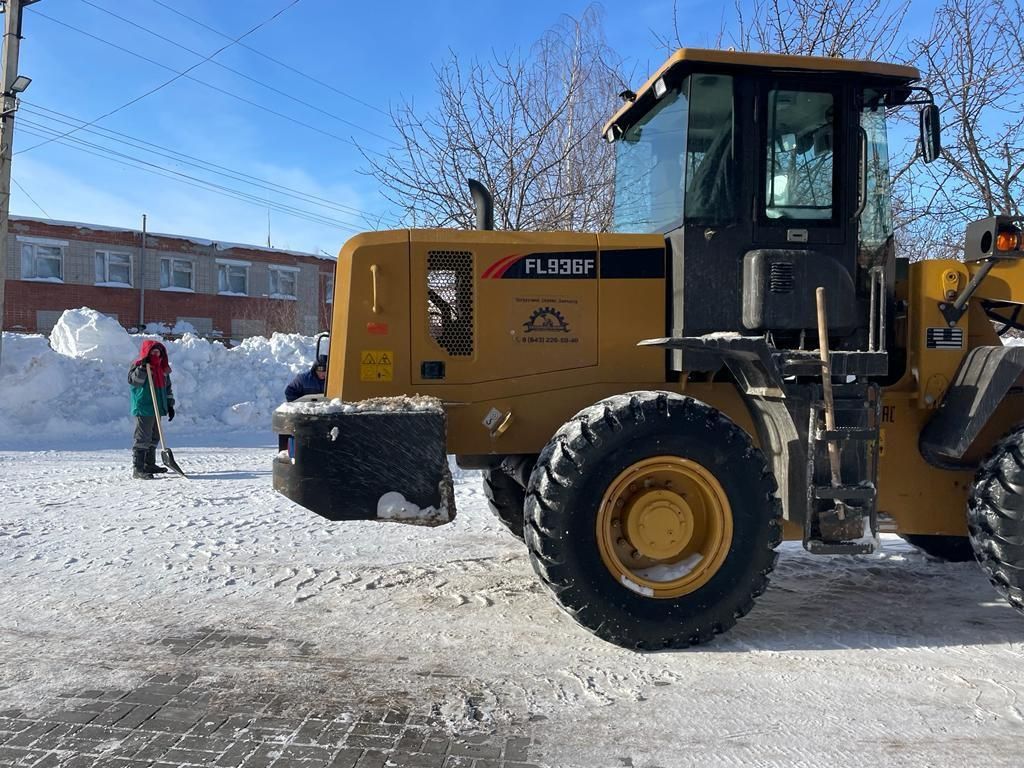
[604,48,921,135]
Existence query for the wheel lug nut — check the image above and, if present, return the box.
[631,550,641,560]
[616,537,626,546]
[612,518,621,528]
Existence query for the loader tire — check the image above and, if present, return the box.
[524,391,782,650]
[969,428,1024,613]
[483,468,526,540]
[899,534,975,563]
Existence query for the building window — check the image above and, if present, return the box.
[95,250,132,286]
[269,266,298,298]
[160,257,194,290]
[217,262,249,295]
[324,274,334,304]
[21,243,63,280]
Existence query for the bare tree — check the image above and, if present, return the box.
[363,6,625,232]
[895,0,1024,260]
[728,0,909,59]
[655,0,909,61]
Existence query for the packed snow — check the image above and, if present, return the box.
[0,308,319,445]
[3,309,1024,767]
[276,394,443,415]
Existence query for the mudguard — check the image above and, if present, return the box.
[920,345,1024,467]
[272,396,455,526]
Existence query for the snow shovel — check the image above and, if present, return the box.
[146,363,187,478]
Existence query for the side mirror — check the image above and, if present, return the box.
[315,332,330,370]
[920,104,941,164]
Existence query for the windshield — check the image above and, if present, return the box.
[612,74,736,233]
[611,87,688,233]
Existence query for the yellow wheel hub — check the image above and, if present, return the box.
[624,490,694,560]
[597,456,733,599]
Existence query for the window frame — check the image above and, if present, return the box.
[94,249,133,287]
[268,265,299,299]
[159,256,195,292]
[20,241,65,281]
[216,259,250,296]
[323,273,334,305]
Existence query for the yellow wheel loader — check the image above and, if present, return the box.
[273,49,1024,649]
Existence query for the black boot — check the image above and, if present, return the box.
[132,449,154,480]
[144,447,168,474]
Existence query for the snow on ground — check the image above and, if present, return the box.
[3,317,1024,766]
[2,441,1024,766]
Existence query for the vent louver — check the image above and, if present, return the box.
[769,261,795,294]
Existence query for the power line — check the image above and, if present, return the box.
[147,0,389,118]
[77,0,395,144]
[27,7,388,158]
[16,122,364,234]
[11,177,49,218]
[18,120,364,231]
[21,101,397,227]
[19,0,305,156]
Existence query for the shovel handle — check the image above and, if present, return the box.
[145,363,169,451]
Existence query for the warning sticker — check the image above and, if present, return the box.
[926,327,964,349]
[359,349,394,382]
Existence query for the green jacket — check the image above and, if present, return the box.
[129,363,174,417]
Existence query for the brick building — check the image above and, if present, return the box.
[2,216,337,338]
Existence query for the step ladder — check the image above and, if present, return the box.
[805,382,881,554]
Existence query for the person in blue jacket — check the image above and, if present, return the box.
[279,355,327,452]
[285,355,327,402]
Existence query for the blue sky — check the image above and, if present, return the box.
[8,0,730,255]
[9,0,932,255]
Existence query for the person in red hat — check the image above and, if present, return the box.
[128,340,176,479]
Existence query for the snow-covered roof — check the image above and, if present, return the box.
[10,215,337,262]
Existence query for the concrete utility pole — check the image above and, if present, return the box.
[138,213,146,328]
[0,0,38,369]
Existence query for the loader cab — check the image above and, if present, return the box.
[606,49,922,354]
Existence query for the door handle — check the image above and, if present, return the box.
[370,264,379,313]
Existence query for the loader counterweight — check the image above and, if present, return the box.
[272,398,453,526]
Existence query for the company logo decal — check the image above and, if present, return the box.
[523,306,570,334]
[516,305,579,345]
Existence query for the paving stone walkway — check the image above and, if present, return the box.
[0,629,543,768]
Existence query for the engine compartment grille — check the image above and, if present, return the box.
[427,251,474,357]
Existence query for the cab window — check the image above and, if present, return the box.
[765,90,836,220]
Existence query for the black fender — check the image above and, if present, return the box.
[920,345,1024,468]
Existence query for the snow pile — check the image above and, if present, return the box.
[49,307,139,362]
[144,319,198,336]
[0,308,318,445]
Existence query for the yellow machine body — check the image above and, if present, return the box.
[323,232,1024,541]
[272,48,1024,649]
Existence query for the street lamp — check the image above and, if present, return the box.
[1,72,28,118]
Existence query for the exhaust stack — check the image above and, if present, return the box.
[468,178,494,231]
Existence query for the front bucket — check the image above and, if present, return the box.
[272,396,455,526]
